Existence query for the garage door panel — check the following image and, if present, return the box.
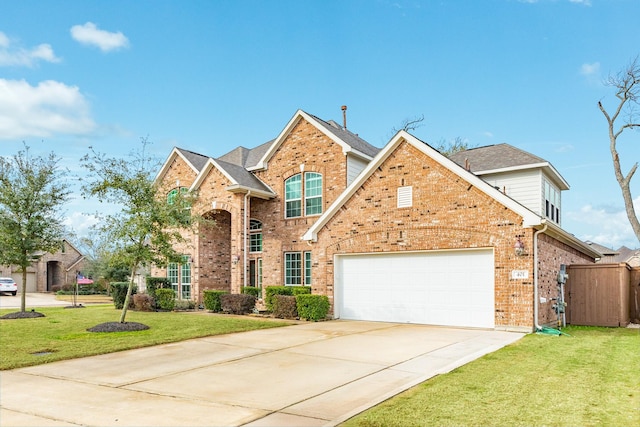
[337,249,494,328]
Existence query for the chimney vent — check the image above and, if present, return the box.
[341,105,347,129]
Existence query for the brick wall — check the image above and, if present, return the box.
[536,232,594,326]
[312,139,541,329]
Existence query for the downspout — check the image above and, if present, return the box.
[243,191,251,289]
[533,223,548,331]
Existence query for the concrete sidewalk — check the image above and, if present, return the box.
[0,321,524,427]
[0,293,72,309]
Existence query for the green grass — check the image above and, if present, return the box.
[0,305,291,370]
[342,326,640,427]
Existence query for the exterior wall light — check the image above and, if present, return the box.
[232,255,240,265]
[514,238,525,256]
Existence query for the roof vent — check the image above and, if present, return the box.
[341,105,347,129]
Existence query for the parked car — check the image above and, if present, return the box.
[0,277,18,296]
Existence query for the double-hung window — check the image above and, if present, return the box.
[167,255,191,299]
[249,219,263,252]
[284,251,312,286]
[284,172,323,218]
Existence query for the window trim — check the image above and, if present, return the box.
[249,219,263,253]
[284,251,312,286]
[284,172,323,219]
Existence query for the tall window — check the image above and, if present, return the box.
[249,219,263,252]
[284,172,323,218]
[167,256,191,299]
[284,251,312,286]
[544,180,560,224]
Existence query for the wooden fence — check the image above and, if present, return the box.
[565,263,640,327]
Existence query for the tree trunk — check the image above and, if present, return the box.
[20,268,27,312]
[118,264,139,323]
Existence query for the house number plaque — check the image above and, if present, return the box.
[511,270,529,279]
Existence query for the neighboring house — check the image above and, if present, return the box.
[586,241,640,267]
[152,109,600,332]
[0,239,86,292]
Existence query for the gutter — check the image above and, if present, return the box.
[533,223,548,331]
[243,191,251,289]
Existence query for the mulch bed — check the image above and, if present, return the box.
[87,322,150,332]
[0,311,46,319]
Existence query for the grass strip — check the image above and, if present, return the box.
[342,326,640,427]
[0,305,291,370]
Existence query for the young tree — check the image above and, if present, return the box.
[598,56,640,242]
[81,138,198,327]
[0,145,71,313]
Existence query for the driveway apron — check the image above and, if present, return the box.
[0,320,524,427]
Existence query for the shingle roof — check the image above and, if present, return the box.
[214,158,274,194]
[448,143,547,173]
[176,148,210,172]
[308,113,380,158]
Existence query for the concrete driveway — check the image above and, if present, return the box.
[0,319,524,427]
[0,292,69,309]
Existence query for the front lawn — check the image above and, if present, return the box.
[0,305,291,370]
[342,326,640,427]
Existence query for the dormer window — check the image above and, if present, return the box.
[284,172,323,218]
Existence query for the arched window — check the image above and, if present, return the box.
[249,219,262,253]
[284,172,323,218]
[167,187,188,205]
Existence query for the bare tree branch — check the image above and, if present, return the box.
[599,56,640,243]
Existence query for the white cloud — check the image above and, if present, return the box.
[70,22,130,52]
[569,0,591,6]
[0,31,61,67]
[63,212,100,239]
[566,196,640,249]
[482,131,494,138]
[580,62,600,76]
[0,79,95,139]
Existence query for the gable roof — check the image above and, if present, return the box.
[248,110,380,171]
[302,131,601,259]
[154,147,208,184]
[190,157,275,199]
[303,131,543,242]
[449,143,569,190]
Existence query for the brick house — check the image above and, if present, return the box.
[153,109,600,331]
[0,239,86,292]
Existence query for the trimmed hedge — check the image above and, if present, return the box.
[203,290,228,312]
[146,277,170,300]
[174,299,196,311]
[110,282,137,309]
[296,294,330,321]
[242,286,261,299]
[273,295,298,319]
[155,288,176,311]
[292,286,312,296]
[220,294,256,315]
[264,286,310,311]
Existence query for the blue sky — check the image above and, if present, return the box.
[1,0,639,249]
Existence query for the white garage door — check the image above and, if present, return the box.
[11,272,37,293]
[336,249,495,328]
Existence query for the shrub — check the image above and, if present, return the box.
[264,286,292,311]
[203,290,228,312]
[110,282,137,309]
[146,277,170,300]
[155,288,176,311]
[296,294,330,321]
[292,286,311,296]
[133,294,154,312]
[220,294,256,315]
[273,295,298,319]
[174,299,196,311]
[51,285,62,293]
[242,286,261,299]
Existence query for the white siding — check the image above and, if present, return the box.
[346,155,369,186]
[480,169,543,216]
